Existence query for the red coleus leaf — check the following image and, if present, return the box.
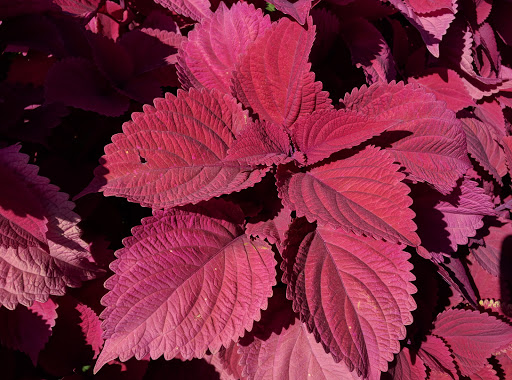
[284,226,416,379]
[470,218,512,278]
[233,17,331,129]
[0,298,57,364]
[460,116,507,184]
[177,2,271,93]
[239,319,363,380]
[417,335,458,379]
[208,341,245,380]
[153,0,213,21]
[81,88,267,209]
[226,120,292,166]
[265,0,312,25]
[0,144,99,309]
[76,303,103,359]
[342,82,470,195]
[409,68,476,112]
[432,308,512,377]
[95,200,276,372]
[412,179,495,255]
[387,347,427,380]
[387,0,457,57]
[280,146,420,246]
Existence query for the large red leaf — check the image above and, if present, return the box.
[177,2,271,93]
[233,17,331,128]
[0,145,99,309]
[95,200,276,372]
[239,319,363,380]
[284,227,416,379]
[280,146,420,246]
[433,308,512,377]
[342,82,470,195]
[153,0,212,21]
[80,89,267,209]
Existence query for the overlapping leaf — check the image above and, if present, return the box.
[280,146,420,246]
[177,2,271,93]
[387,348,427,380]
[412,179,495,255]
[95,201,276,372]
[284,227,416,379]
[343,82,470,194]
[460,116,507,184]
[417,335,458,378]
[433,308,512,376]
[0,145,99,309]
[233,17,331,128]
[265,0,312,25]
[81,89,267,209]
[239,319,362,380]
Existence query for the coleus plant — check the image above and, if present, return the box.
[2,0,512,379]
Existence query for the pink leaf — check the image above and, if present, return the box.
[409,68,476,112]
[411,179,495,255]
[226,121,292,166]
[460,117,506,184]
[433,308,512,377]
[284,227,416,379]
[177,2,271,93]
[387,0,457,57]
[81,89,267,209]
[95,200,276,372]
[417,335,457,378]
[265,0,312,25]
[387,347,427,380]
[233,17,331,129]
[293,109,396,165]
[0,145,99,309]
[343,82,470,194]
[470,218,512,278]
[44,57,129,117]
[0,298,57,364]
[153,0,212,21]
[77,303,103,359]
[280,146,420,246]
[208,342,245,380]
[245,206,292,252]
[239,319,363,380]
